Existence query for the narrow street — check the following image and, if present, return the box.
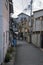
[15,40,43,65]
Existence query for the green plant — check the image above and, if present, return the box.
[4,53,11,62]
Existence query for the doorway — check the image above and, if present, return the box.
[41,32,43,48]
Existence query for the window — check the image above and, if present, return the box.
[24,17,27,22]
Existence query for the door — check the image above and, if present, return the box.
[41,32,43,48]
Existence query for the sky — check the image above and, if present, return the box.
[12,0,43,18]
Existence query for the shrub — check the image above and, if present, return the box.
[4,53,11,62]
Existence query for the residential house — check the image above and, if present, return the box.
[0,0,13,64]
[18,13,30,40]
[32,9,43,48]
[18,13,30,23]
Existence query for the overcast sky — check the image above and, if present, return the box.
[12,0,43,18]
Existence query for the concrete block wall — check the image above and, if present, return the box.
[32,33,40,48]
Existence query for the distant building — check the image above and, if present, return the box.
[18,13,30,40]
[32,9,43,48]
[13,18,19,32]
[0,0,13,64]
[18,13,30,23]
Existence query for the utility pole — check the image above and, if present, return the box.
[29,0,33,43]
[23,0,33,43]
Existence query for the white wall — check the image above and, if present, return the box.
[2,0,9,60]
[36,20,41,31]
[0,0,9,64]
[33,21,36,31]
[0,0,3,16]
[32,10,42,48]
[33,9,43,31]
[0,0,3,64]
[33,19,41,31]
[33,10,43,32]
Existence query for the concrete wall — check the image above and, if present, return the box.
[33,20,36,31]
[0,0,3,64]
[32,33,40,48]
[0,0,9,64]
[32,10,43,48]
[33,19,41,31]
[0,0,3,16]
[0,17,3,64]
[32,19,41,47]
[2,0,9,61]
[33,10,43,31]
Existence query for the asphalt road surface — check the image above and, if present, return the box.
[15,40,43,65]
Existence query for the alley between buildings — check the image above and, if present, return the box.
[15,40,43,65]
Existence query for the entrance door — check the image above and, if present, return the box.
[41,32,43,48]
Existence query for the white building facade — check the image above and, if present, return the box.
[18,13,30,23]
[0,0,9,64]
[32,9,43,48]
